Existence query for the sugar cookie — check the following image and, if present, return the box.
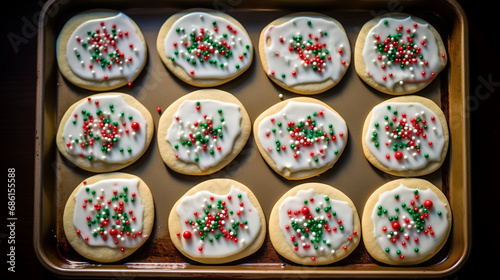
[254,97,348,179]
[157,9,253,87]
[168,179,266,264]
[157,89,251,175]
[56,93,154,172]
[354,14,447,95]
[57,10,147,91]
[269,183,360,265]
[63,173,154,262]
[362,178,452,265]
[361,95,448,176]
[259,12,351,94]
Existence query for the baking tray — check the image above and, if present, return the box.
[34,0,470,278]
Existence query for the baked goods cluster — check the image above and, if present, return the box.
[56,9,452,266]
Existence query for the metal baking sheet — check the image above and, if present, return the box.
[34,0,470,277]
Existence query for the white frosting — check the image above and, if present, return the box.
[362,16,445,90]
[370,184,449,262]
[278,189,355,257]
[165,99,242,170]
[263,16,350,86]
[164,12,252,79]
[65,13,146,82]
[365,102,445,171]
[61,95,148,163]
[175,185,261,257]
[73,178,146,248]
[257,101,347,173]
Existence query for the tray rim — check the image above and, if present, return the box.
[33,0,472,277]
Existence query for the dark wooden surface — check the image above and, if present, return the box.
[1,0,498,279]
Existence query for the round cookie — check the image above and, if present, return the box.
[254,97,348,180]
[354,14,447,95]
[269,183,361,265]
[168,179,266,264]
[157,89,251,175]
[361,95,449,177]
[259,12,351,94]
[156,8,253,87]
[362,178,452,265]
[56,93,154,172]
[56,10,147,91]
[63,173,155,263]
